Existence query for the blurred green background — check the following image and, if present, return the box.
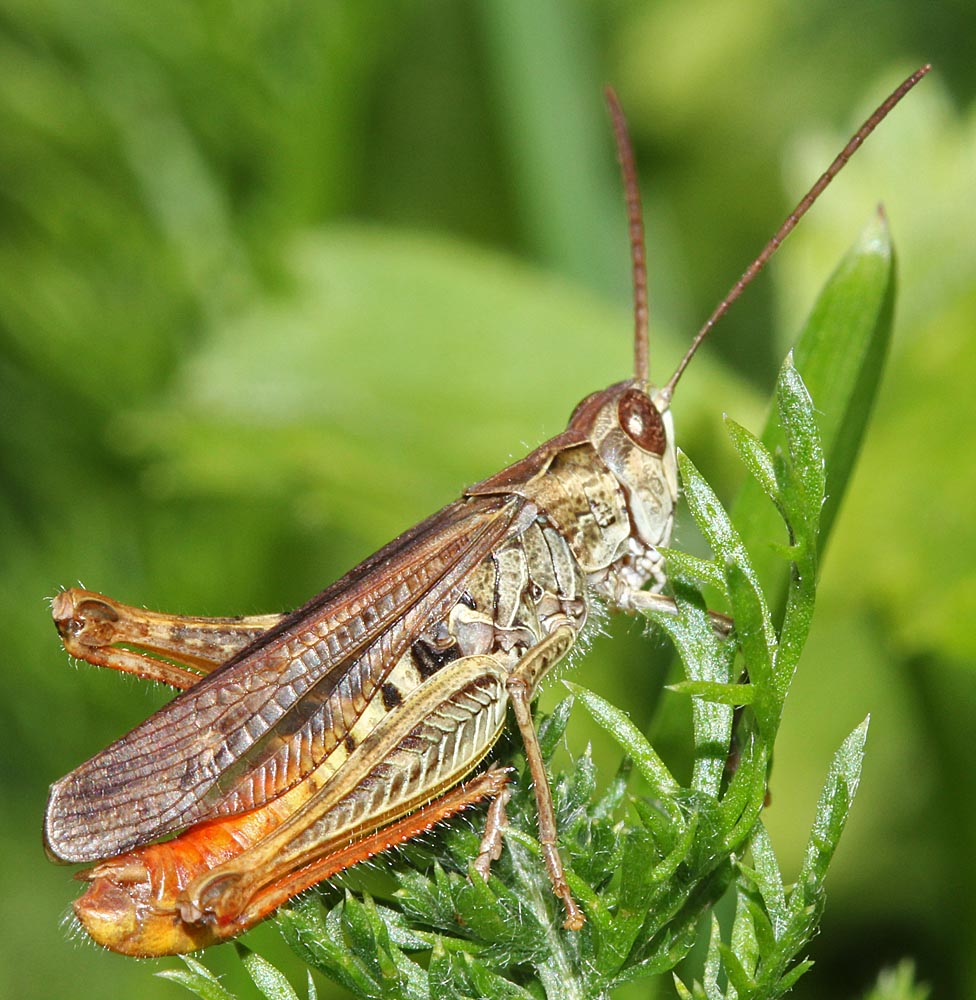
[1,2,973,998]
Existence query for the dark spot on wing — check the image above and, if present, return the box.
[381,683,402,710]
[412,639,461,679]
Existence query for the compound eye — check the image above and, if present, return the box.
[618,388,666,455]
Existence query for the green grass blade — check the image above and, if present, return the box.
[732,213,895,591]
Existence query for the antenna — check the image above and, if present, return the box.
[605,86,650,385]
[660,63,930,401]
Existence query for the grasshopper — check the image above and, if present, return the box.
[44,67,928,957]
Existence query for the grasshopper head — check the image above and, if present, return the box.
[465,376,678,578]
[565,379,678,555]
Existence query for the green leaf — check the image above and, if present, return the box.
[156,957,238,1000]
[236,945,302,1000]
[467,957,540,1000]
[724,561,775,723]
[775,360,826,535]
[732,213,895,590]
[647,578,737,796]
[730,884,762,982]
[396,862,464,933]
[792,717,870,910]
[718,735,769,848]
[428,941,471,1000]
[725,416,780,508]
[718,941,754,997]
[567,682,680,796]
[607,825,664,967]
[791,213,894,542]
[667,679,757,706]
[454,865,546,958]
[662,548,730,593]
[747,823,788,938]
[702,914,724,999]
[765,365,823,710]
[536,695,574,759]
[680,452,775,651]
[775,959,815,994]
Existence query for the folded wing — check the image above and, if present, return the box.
[45,494,526,863]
